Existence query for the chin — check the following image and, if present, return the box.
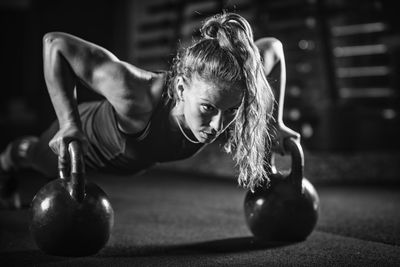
[197,132,216,144]
[196,136,208,144]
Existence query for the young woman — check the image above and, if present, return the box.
[0,12,297,209]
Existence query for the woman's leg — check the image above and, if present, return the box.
[28,121,59,177]
[0,121,59,208]
[0,121,59,177]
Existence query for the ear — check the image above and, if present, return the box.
[176,76,185,100]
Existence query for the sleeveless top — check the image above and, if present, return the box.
[78,86,205,175]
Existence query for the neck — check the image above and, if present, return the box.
[175,116,200,144]
[171,103,200,144]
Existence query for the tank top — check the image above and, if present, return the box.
[79,86,205,175]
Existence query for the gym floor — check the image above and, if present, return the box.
[0,169,399,266]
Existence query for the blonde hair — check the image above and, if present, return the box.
[169,12,275,191]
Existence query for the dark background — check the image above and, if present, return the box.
[0,0,399,184]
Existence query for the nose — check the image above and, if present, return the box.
[209,113,223,133]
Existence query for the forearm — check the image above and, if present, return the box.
[256,37,286,124]
[43,33,81,128]
[257,38,300,155]
[273,41,286,125]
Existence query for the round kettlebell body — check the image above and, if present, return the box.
[30,171,114,256]
[244,175,319,241]
[244,138,320,241]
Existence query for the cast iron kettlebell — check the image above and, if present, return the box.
[30,141,114,256]
[244,137,319,241]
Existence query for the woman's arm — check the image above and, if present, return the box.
[256,37,286,124]
[42,32,163,172]
[256,37,300,155]
[43,32,158,126]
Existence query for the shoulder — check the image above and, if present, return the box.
[133,69,169,110]
[148,70,169,105]
[111,69,169,134]
[104,64,168,112]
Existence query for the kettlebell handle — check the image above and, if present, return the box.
[58,140,86,202]
[283,137,304,190]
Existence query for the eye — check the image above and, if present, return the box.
[201,104,215,113]
[227,107,239,115]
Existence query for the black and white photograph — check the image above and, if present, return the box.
[0,0,399,266]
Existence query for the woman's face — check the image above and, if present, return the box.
[177,75,243,143]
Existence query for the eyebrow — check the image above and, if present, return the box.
[199,98,241,110]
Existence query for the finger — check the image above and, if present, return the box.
[58,155,68,178]
[288,129,301,140]
[49,144,57,155]
[48,139,58,155]
[59,141,71,178]
[59,142,68,166]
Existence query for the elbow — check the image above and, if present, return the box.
[263,38,283,55]
[43,32,56,46]
[255,37,286,75]
[255,37,282,51]
[42,33,66,80]
[42,33,60,66]
[256,37,284,64]
[42,32,66,51]
[269,37,283,50]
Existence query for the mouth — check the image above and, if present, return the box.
[200,131,217,140]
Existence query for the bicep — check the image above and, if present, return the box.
[43,32,153,111]
[43,32,119,87]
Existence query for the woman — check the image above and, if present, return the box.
[0,12,295,209]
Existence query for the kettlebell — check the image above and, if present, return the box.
[244,137,319,241]
[30,141,114,256]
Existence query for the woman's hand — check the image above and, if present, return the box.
[49,123,88,176]
[271,122,301,155]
